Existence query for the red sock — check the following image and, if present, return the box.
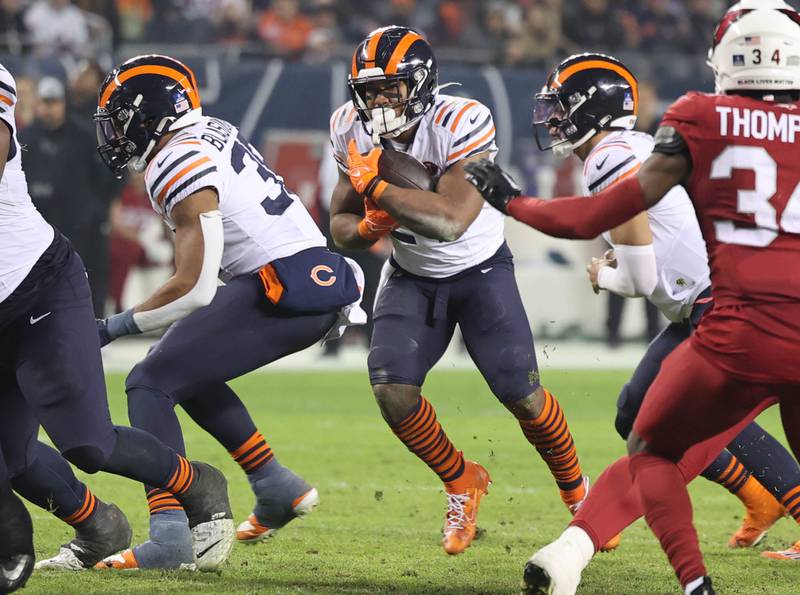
[570,456,642,550]
[630,452,706,588]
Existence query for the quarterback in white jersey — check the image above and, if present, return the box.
[330,27,592,556]
[82,54,365,570]
[468,53,799,594]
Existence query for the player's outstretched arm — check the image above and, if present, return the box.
[99,189,223,345]
[465,152,689,240]
[347,139,486,242]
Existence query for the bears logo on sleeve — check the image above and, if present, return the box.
[145,135,222,217]
[434,98,497,168]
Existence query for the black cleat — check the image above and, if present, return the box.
[174,462,234,572]
[0,554,34,594]
[688,577,716,595]
[35,501,131,570]
[522,560,553,595]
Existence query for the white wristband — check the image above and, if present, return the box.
[597,243,657,298]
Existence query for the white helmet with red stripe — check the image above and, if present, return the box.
[709,0,800,94]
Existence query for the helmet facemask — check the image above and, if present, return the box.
[533,87,600,160]
[349,66,433,145]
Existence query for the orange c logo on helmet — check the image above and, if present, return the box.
[310,265,336,287]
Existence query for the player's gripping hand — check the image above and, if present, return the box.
[358,197,398,241]
[464,158,521,214]
[586,249,617,294]
[347,139,387,200]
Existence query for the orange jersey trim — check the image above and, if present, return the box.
[156,156,212,205]
[385,32,422,75]
[434,102,455,125]
[0,94,12,106]
[447,126,495,162]
[449,101,478,133]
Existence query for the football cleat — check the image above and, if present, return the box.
[0,554,34,594]
[687,576,716,595]
[521,527,593,595]
[237,488,320,543]
[442,460,491,555]
[728,476,785,548]
[173,462,234,572]
[762,540,800,561]
[35,501,132,570]
[563,476,620,552]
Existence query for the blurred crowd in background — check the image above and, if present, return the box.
[2,0,794,70]
[5,0,784,348]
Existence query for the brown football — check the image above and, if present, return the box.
[378,149,436,191]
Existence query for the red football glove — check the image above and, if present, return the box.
[357,197,398,241]
[347,139,388,200]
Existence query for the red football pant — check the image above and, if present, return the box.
[570,338,791,588]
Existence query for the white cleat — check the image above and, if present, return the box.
[34,546,86,571]
[192,517,235,572]
[521,527,594,595]
[236,487,320,544]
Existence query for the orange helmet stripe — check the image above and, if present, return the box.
[99,65,200,109]
[385,32,422,75]
[351,50,358,78]
[364,30,384,68]
[554,59,638,115]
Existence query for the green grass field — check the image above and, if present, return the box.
[23,370,799,594]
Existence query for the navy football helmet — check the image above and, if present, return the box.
[95,54,202,176]
[533,53,638,159]
[348,26,438,143]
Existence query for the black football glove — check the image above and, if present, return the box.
[464,159,522,215]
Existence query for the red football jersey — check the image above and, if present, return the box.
[661,92,800,383]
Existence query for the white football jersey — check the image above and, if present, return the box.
[581,130,710,322]
[144,116,326,278]
[330,94,505,278]
[0,65,54,303]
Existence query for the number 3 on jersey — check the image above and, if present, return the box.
[711,145,800,247]
[230,134,295,216]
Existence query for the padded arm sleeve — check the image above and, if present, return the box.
[132,210,224,332]
[506,174,648,240]
[597,243,658,298]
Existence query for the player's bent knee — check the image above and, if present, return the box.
[62,445,108,474]
[502,386,545,419]
[372,383,421,424]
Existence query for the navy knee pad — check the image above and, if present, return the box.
[485,345,540,404]
[62,445,108,474]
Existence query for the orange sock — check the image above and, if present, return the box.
[61,487,98,526]
[164,455,195,496]
[518,389,583,492]
[392,396,465,483]
[229,431,274,474]
[713,456,751,495]
[146,488,183,515]
[781,485,800,522]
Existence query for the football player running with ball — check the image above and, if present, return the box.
[330,26,596,555]
[466,2,800,593]
[532,52,800,555]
